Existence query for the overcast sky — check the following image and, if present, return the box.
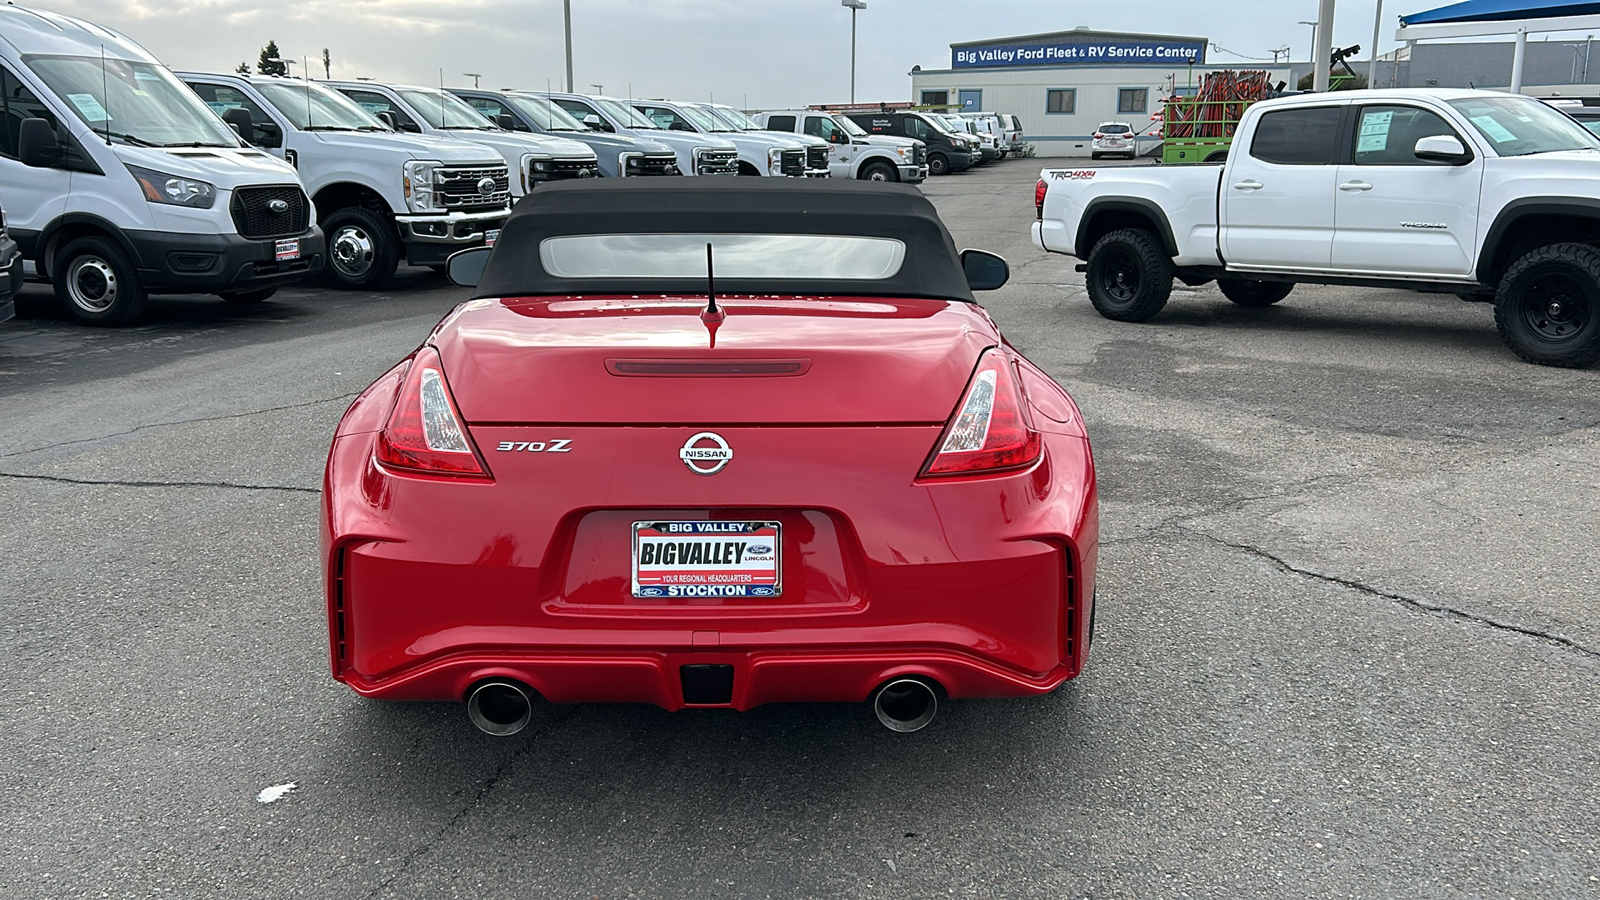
[39,1,1521,107]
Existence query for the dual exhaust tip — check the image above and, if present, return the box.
[465,675,941,735]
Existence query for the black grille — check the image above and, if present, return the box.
[913,144,926,165]
[779,148,805,176]
[435,166,511,211]
[626,154,680,176]
[806,146,829,171]
[550,159,599,179]
[230,186,309,240]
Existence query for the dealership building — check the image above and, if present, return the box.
[909,28,1291,158]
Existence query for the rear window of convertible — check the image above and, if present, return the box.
[538,233,907,280]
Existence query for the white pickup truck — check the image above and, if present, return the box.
[1033,88,1600,368]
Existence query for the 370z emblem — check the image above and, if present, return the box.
[495,440,572,452]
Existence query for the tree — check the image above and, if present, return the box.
[257,40,288,77]
[235,62,250,75]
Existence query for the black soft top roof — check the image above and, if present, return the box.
[471,178,975,303]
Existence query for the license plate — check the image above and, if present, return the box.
[485,229,500,248]
[632,521,781,598]
[274,238,300,261]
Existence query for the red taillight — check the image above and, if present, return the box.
[1035,178,1047,219]
[921,349,1041,478]
[1092,133,1103,139]
[374,346,491,479]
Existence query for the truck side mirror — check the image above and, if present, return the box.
[376,110,399,130]
[1414,134,1473,165]
[829,131,848,144]
[17,117,61,168]
[496,114,517,130]
[583,113,610,132]
[446,246,492,287]
[221,107,255,142]
[960,249,1010,292]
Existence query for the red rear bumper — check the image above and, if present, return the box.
[323,424,1098,709]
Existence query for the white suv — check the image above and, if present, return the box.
[1091,123,1137,160]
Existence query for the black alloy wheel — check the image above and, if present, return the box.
[1495,243,1600,368]
[1084,228,1173,322]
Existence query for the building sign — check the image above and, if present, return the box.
[953,38,1207,69]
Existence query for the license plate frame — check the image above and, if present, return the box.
[485,228,501,248]
[274,238,301,262]
[631,520,781,599]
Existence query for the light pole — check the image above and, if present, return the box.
[1299,20,1318,65]
[463,72,482,88]
[563,0,574,92]
[591,84,604,96]
[1312,0,1336,92]
[843,0,866,103]
[1368,0,1384,87]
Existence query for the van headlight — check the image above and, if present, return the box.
[127,165,216,209]
[403,160,440,212]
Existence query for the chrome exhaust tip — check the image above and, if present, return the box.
[871,677,939,733]
[466,680,534,736]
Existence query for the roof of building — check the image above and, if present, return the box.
[951,28,1207,49]
[1403,1,1600,26]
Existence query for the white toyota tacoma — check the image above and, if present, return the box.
[1033,88,1600,368]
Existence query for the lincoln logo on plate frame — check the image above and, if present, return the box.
[679,431,732,475]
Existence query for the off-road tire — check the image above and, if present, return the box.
[219,287,278,305]
[322,206,400,290]
[1085,228,1173,322]
[1494,242,1600,368]
[927,153,949,176]
[53,236,147,326]
[859,161,897,182]
[1218,278,1293,307]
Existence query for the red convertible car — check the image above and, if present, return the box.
[321,179,1098,734]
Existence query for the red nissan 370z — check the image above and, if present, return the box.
[321,179,1098,734]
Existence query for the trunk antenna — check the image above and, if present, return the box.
[705,242,719,314]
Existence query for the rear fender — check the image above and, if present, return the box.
[1075,197,1178,258]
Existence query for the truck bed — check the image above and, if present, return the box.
[1034,163,1226,267]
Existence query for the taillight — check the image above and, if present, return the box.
[1092,133,1103,139]
[921,349,1041,478]
[1035,178,1047,220]
[374,346,491,479]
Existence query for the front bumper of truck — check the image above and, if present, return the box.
[396,209,508,267]
[125,226,326,295]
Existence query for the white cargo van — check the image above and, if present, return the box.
[0,6,324,325]
[179,72,509,289]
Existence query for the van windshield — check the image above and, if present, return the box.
[256,80,386,131]
[398,89,496,130]
[507,94,585,131]
[26,55,238,147]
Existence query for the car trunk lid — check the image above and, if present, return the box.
[433,295,994,424]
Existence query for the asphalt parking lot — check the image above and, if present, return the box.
[2,161,1598,899]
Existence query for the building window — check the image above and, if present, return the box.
[1118,88,1148,114]
[921,90,948,107]
[1046,89,1076,115]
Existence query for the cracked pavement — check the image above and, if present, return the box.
[1,162,1597,899]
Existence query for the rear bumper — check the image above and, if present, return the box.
[323,426,1099,709]
[126,227,325,295]
[338,645,1077,710]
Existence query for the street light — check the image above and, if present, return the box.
[1299,20,1318,64]
[463,72,482,88]
[843,0,866,104]
[563,0,574,92]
